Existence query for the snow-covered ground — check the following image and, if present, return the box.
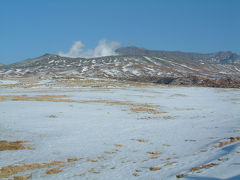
[0,80,18,85]
[0,79,240,180]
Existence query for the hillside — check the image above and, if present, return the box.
[1,50,240,88]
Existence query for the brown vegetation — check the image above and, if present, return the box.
[189,163,218,172]
[217,136,240,148]
[67,158,81,162]
[11,174,32,180]
[45,168,62,175]
[149,166,161,171]
[130,107,166,114]
[0,160,65,178]
[0,95,74,103]
[0,140,32,151]
[176,174,186,178]
[80,100,160,108]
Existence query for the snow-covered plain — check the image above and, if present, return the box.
[0,79,240,180]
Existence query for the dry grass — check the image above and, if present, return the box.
[162,116,176,120]
[67,158,81,162]
[0,160,65,178]
[218,157,228,161]
[164,162,175,166]
[217,136,240,148]
[131,138,146,143]
[176,174,186,178]
[189,163,218,172]
[0,96,8,101]
[45,168,62,175]
[132,172,140,176]
[130,107,166,114]
[114,144,123,147]
[11,174,32,180]
[86,158,98,162]
[80,100,160,108]
[0,95,74,103]
[88,169,101,174]
[0,140,32,151]
[147,151,161,155]
[104,151,116,154]
[81,99,163,114]
[149,156,158,159]
[48,115,57,118]
[149,167,161,171]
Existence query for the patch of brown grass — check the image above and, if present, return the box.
[0,95,74,103]
[132,172,140,176]
[149,156,158,159]
[48,115,57,118]
[164,162,175,166]
[217,136,240,148]
[0,140,32,151]
[131,138,147,143]
[86,158,98,162]
[104,151,116,154]
[0,96,8,101]
[67,158,81,162]
[147,151,161,155]
[88,169,101,174]
[176,174,186,178]
[45,168,62,175]
[12,174,32,180]
[149,166,161,171]
[114,144,123,147]
[0,160,65,178]
[163,116,176,120]
[189,163,218,172]
[130,107,166,114]
[218,157,228,161]
[80,100,160,108]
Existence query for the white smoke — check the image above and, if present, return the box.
[59,39,120,58]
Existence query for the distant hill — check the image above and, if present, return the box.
[1,52,240,87]
[115,46,240,64]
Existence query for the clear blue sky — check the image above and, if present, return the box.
[1,0,239,64]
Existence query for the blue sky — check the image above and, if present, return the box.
[0,0,239,64]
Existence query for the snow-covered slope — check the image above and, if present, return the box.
[1,54,240,87]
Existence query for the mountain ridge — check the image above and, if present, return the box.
[1,47,240,88]
[116,46,240,64]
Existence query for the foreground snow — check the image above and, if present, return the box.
[0,79,240,180]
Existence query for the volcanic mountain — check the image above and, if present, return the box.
[1,47,240,87]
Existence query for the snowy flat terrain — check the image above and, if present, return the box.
[0,78,240,180]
